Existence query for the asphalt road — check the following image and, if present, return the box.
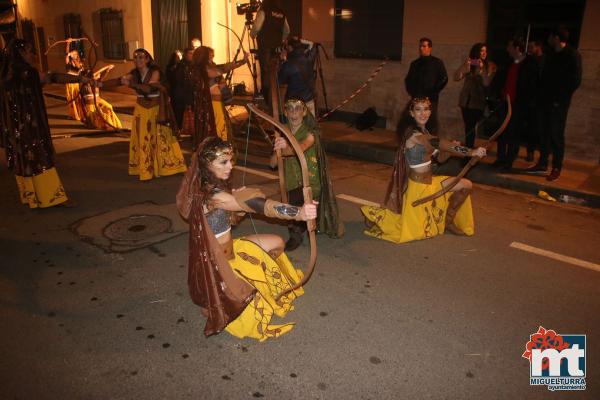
[1,114,599,399]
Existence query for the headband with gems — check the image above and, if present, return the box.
[284,99,306,112]
[202,143,234,163]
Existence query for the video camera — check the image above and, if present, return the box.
[236,0,261,16]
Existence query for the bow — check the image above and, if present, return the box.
[412,94,512,207]
[44,37,97,56]
[216,22,254,84]
[246,103,318,301]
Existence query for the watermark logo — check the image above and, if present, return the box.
[522,326,586,391]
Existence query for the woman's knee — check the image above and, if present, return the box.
[270,235,285,252]
[262,234,285,258]
[246,234,284,256]
[455,178,472,191]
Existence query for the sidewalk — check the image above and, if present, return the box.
[43,85,600,208]
[318,120,600,208]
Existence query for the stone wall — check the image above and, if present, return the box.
[314,41,471,141]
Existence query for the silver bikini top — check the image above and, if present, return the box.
[405,143,428,166]
[206,189,231,237]
[206,207,230,237]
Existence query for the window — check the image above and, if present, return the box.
[63,13,81,38]
[334,0,404,60]
[63,13,84,56]
[99,8,126,59]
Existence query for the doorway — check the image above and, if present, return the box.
[151,0,202,69]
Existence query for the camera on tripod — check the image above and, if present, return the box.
[236,0,260,16]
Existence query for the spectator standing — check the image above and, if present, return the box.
[191,38,202,50]
[171,48,195,132]
[404,37,448,133]
[526,28,582,181]
[166,50,182,94]
[525,39,546,162]
[494,37,539,170]
[454,43,496,148]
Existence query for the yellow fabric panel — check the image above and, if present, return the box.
[15,168,68,208]
[225,239,304,341]
[65,83,85,121]
[129,104,187,180]
[84,97,123,129]
[211,100,231,141]
[362,175,474,244]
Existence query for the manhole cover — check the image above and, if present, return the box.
[103,215,172,241]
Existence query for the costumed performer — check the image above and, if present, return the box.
[177,136,317,341]
[0,39,91,208]
[189,46,216,150]
[271,99,344,251]
[196,46,248,142]
[64,42,122,130]
[102,48,186,180]
[361,97,486,243]
[64,44,86,122]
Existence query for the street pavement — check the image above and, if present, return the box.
[1,91,599,399]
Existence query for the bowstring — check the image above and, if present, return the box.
[243,107,260,237]
[243,107,299,301]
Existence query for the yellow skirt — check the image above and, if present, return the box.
[129,104,187,180]
[225,239,304,341]
[65,83,85,122]
[362,176,474,244]
[15,167,68,208]
[84,97,122,130]
[212,100,231,141]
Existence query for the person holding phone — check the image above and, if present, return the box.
[454,43,496,148]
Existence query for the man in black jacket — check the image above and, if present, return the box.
[404,37,448,133]
[526,28,582,181]
[250,0,289,103]
[493,37,539,170]
[171,48,195,131]
[525,39,546,162]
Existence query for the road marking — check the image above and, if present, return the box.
[510,242,600,273]
[336,193,380,207]
[234,166,278,180]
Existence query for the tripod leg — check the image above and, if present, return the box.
[246,25,259,96]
